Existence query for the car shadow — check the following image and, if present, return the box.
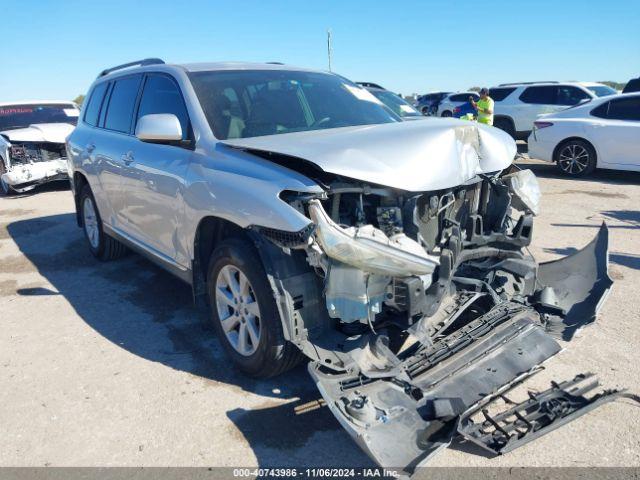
[515,159,640,185]
[4,212,372,468]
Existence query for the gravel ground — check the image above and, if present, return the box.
[1,158,639,469]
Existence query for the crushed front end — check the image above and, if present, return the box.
[1,141,69,192]
[268,166,615,471]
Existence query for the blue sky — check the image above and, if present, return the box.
[1,0,638,102]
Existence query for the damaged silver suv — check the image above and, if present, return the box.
[68,59,623,471]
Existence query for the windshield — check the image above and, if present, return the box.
[368,89,422,118]
[189,70,400,139]
[0,104,79,131]
[586,86,617,97]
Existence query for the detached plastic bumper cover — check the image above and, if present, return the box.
[458,372,640,455]
[536,222,613,340]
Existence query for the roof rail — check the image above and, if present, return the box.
[98,58,165,78]
[357,82,385,90]
[498,81,559,86]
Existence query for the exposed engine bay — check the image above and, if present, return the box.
[252,164,618,471]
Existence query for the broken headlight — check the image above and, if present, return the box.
[503,169,541,215]
[308,199,439,276]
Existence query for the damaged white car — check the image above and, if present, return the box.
[68,60,629,472]
[0,101,79,194]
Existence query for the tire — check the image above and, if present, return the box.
[0,160,13,196]
[554,139,597,177]
[441,110,452,118]
[494,117,516,139]
[421,107,430,115]
[79,185,127,261]
[207,237,302,378]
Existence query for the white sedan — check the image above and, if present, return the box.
[528,93,640,176]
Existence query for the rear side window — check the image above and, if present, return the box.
[104,75,142,133]
[137,75,190,140]
[449,93,476,102]
[590,101,609,118]
[84,82,108,126]
[607,97,640,121]
[489,87,516,101]
[556,86,591,106]
[519,86,557,104]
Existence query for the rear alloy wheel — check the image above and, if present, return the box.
[80,185,127,261]
[441,110,452,117]
[207,238,302,378]
[556,140,597,177]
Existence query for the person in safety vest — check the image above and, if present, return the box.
[470,88,494,125]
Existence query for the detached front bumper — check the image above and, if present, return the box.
[308,225,621,472]
[1,159,68,191]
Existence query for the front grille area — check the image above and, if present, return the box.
[10,142,67,164]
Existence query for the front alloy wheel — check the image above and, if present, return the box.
[207,238,302,378]
[215,265,261,356]
[556,140,596,177]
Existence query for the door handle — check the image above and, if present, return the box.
[86,143,96,153]
[121,151,134,165]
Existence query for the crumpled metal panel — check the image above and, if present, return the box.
[1,123,75,143]
[223,119,517,191]
[1,159,68,186]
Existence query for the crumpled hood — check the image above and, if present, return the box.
[223,119,517,191]
[1,123,75,144]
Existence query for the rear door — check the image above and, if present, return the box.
[69,82,110,211]
[119,73,193,265]
[514,86,559,132]
[515,86,591,133]
[589,96,640,168]
[94,75,143,229]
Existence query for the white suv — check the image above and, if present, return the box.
[436,91,479,117]
[490,82,616,139]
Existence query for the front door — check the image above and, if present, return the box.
[119,73,193,266]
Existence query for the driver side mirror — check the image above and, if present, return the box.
[135,114,183,143]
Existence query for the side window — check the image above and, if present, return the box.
[489,87,516,102]
[104,75,142,133]
[136,75,190,140]
[83,82,108,126]
[606,97,640,121]
[450,94,471,102]
[519,86,557,104]
[590,102,609,119]
[557,86,590,106]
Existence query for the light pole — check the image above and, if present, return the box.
[327,29,333,72]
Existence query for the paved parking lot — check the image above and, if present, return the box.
[1,158,639,469]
